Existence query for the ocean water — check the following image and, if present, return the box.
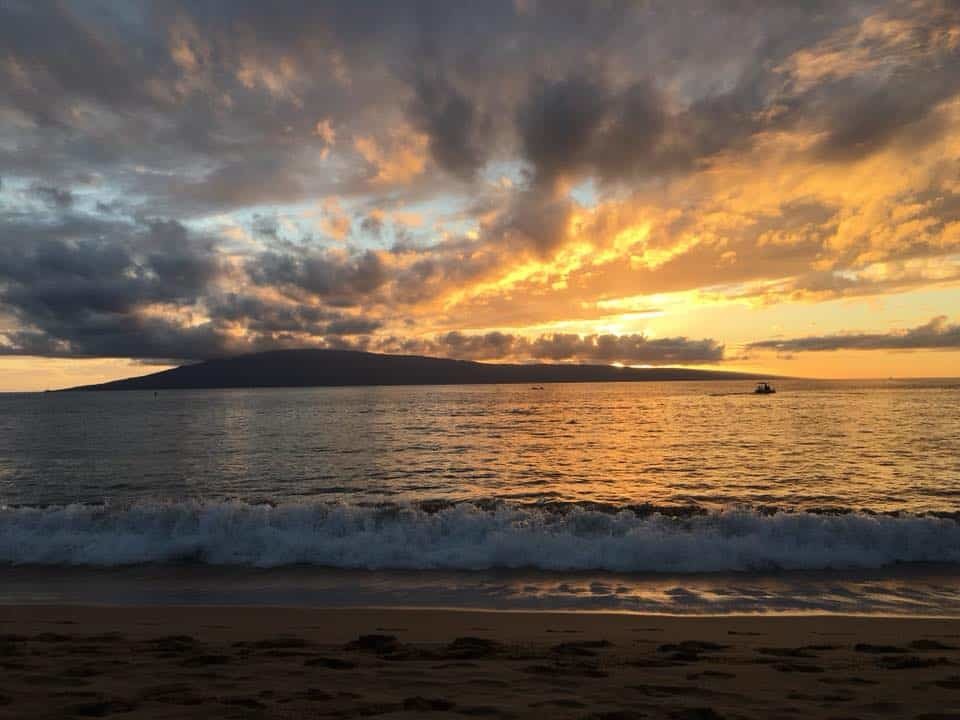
[2,378,959,614]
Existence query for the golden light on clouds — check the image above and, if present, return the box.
[1,1,960,389]
[353,128,429,185]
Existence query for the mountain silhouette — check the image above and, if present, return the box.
[65,349,767,390]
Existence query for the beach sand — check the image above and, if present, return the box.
[1,606,959,719]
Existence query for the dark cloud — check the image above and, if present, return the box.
[0,1,159,127]
[207,292,383,343]
[518,74,612,185]
[748,316,960,353]
[389,236,504,303]
[248,249,388,302]
[518,73,681,186]
[806,73,958,162]
[324,318,383,336]
[386,331,724,365]
[0,214,221,360]
[206,294,336,334]
[763,3,960,162]
[409,70,486,178]
[493,188,576,254]
[431,331,518,360]
[590,82,668,178]
[528,333,725,365]
[359,212,385,237]
[251,213,280,239]
[32,185,74,209]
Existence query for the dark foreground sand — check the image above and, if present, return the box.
[1,606,959,719]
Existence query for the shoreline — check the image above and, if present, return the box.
[6,602,960,633]
[4,563,960,617]
[3,605,960,718]
[5,601,960,620]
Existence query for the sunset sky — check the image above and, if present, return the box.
[2,0,960,390]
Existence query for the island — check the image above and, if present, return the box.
[64,349,770,391]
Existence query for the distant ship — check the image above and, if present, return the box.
[754,382,776,394]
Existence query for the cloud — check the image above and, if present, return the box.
[1,0,960,373]
[491,187,577,254]
[0,1,157,126]
[247,248,388,302]
[32,184,74,208]
[527,333,724,365]
[775,3,960,162]
[387,331,724,365]
[748,316,960,353]
[517,74,673,186]
[353,129,429,186]
[320,198,352,240]
[409,70,487,179]
[0,210,226,360]
[324,317,383,336]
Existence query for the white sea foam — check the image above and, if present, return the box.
[1,501,958,571]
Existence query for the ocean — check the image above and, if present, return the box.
[2,378,959,614]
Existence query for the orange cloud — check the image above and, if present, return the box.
[353,127,429,185]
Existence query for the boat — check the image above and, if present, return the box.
[754,382,776,394]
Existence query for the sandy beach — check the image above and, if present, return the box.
[1,606,958,719]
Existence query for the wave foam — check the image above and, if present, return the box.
[1,501,959,571]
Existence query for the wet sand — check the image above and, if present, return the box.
[1,606,959,719]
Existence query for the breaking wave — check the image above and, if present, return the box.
[1,500,959,571]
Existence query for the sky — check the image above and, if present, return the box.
[2,0,960,390]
